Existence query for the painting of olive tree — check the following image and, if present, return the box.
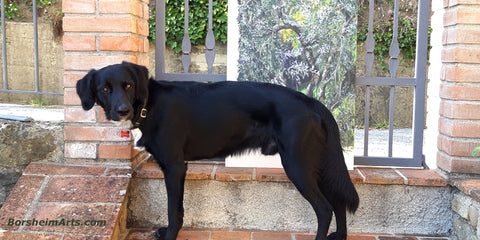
[237,0,357,147]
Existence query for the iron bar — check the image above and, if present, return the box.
[412,0,430,166]
[155,0,166,77]
[1,0,7,90]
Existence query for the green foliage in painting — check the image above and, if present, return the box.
[237,0,357,147]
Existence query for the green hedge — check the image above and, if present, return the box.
[149,0,228,53]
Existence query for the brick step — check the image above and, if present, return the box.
[124,228,451,240]
[0,162,456,239]
[0,162,131,240]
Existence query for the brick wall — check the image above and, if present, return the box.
[431,0,480,174]
[62,0,149,163]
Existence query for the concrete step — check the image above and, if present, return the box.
[128,162,451,236]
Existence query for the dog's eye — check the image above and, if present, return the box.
[125,84,132,89]
[102,87,109,93]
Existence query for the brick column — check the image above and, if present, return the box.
[433,0,480,173]
[62,0,149,163]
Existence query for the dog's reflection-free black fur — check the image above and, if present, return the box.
[76,62,359,240]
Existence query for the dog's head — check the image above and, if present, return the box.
[76,61,149,123]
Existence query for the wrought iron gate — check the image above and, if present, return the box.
[354,0,430,168]
[154,0,226,82]
[153,0,430,168]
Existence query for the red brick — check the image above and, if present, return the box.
[40,176,129,203]
[439,101,480,119]
[0,176,45,230]
[63,35,96,51]
[137,54,150,67]
[63,54,137,71]
[346,233,379,240]
[0,232,62,240]
[186,163,215,180]
[133,161,164,179]
[251,231,292,240]
[448,0,480,6]
[451,179,480,195]
[63,235,109,240]
[349,169,365,184]
[23,163,106,175]
[105,167,132,176]
[211,231,251,240]
[25,203,119,235]
[64,125,132,141]
[438,117,480,138]
[64,72,88,88]
[215,165,253,181]
[65,142,97,159]
[98,108,111,123]
[99,35,145,52]
[437,151,480,173]
[62,0,95,13]
[177,230,211,240]
[357,168,404,185]
[65,107,97,123]
[437,134,480,157]
[378,236,417,240]
[442,47,480,64]
[439,83,480,100]
[99,0,145,18]
[397,169,447,187]
[444,7,480,26]
[294,233,316,240]
[64,88,81,106]
[99,143,133,159]
[63,16,132,33]
[256,168,290,182]
[441,65,480,83]
[444,27,480,44]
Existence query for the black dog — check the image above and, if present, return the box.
[76,61,359,240]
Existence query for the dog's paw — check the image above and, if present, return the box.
[154,227,168,240]
[326,232,347,240]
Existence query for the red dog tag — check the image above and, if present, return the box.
[121,130,130,138]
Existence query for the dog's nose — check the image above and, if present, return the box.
[117,105,130,116]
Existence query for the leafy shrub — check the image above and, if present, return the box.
[149,0,228,53]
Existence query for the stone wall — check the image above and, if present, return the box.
[451,191,480,239]
[0,119,63,208]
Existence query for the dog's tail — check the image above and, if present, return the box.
[318,104,360,214]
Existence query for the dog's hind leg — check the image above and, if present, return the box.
[276,116,335,240]
[281,158,333,240]
[326,201,347,240]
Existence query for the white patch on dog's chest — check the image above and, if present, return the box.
[112,120,133,129]
[131,128,145,151]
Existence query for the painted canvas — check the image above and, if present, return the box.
[237,0,357,148]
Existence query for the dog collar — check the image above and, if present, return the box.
[133,99,148,128]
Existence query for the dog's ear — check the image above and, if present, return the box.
[122,61,149,98]
[76,70,97,110]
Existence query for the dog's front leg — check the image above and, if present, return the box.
[155,162,187,240]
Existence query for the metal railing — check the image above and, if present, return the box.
[155,0,226,82]
[0,0,61,96]
[154,0,429,168]
[354,0,430,168]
